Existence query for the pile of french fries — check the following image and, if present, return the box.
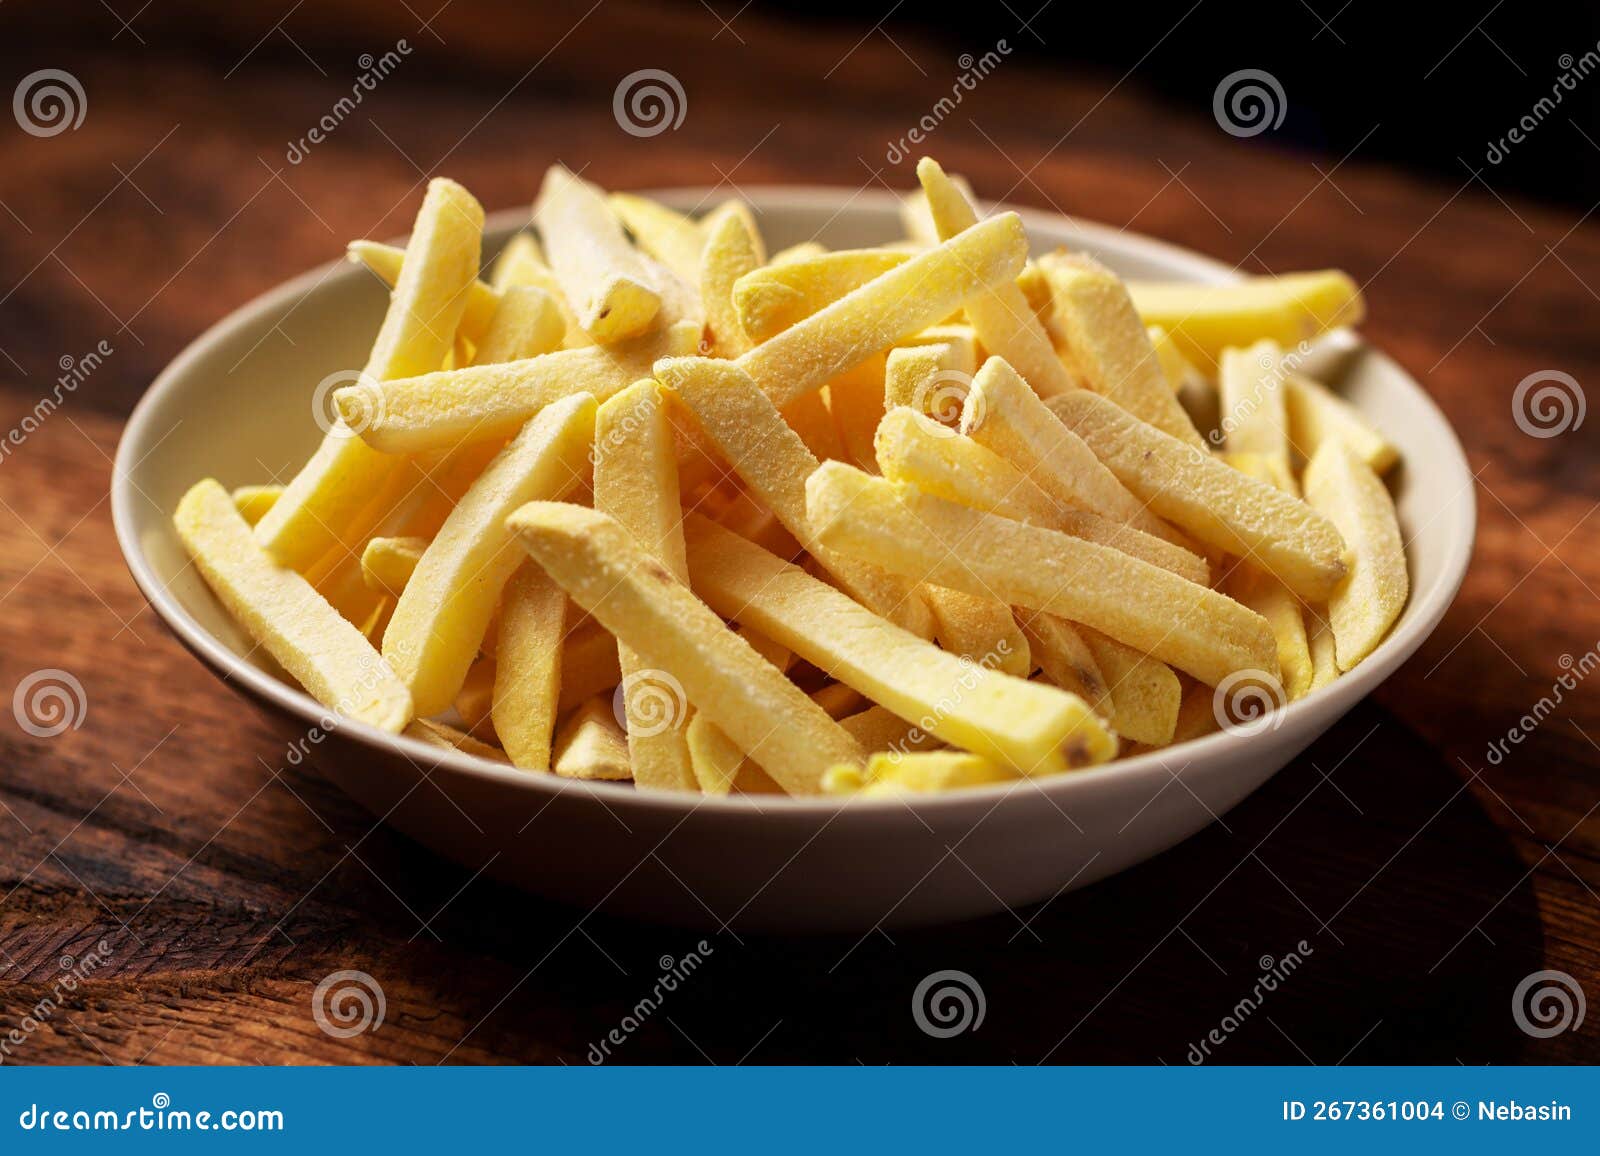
[174,156,1408,798]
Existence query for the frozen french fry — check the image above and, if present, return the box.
[472,285,566,366]
[347,237,501,345]
[1171,680,1222,744]
[360,535,428,597]
[805,463,1278,687]
[781,390,848,463]
[684,515,1113,774]
[1284,373,1398,474]
[770,240,826,265]
[533,164,661,342]
[174,479,412,732]
[736,213,1029,406]
[839,704,945,755]
[883,341,977,423]
[921,584,1032,678]
[825,354,889,470]
[509,502,864,794]
[553,698,634,781]
[1222,453,1313,699]
[406,718,510,763]
[491,562,567,771]
[384,393,596,716]
[732,248,907,342]
[829,751,1018,796]
[608,192,706,285]
[454,657,496,737]
[1079,628,1180,747]
[1306,610,1339,692]
[900,172,975,247]
[811,682,866,720]
[1148,325,1204,393]
[700,201,765,357]
[1018,612,1109,711]
[490,233,591,348]
[1048,390,1349,601]
[1302,439,1408,672]
[557,620,623,715]
[231,484,282,526]
[685,714,745,796]
[1218,339,1291,470]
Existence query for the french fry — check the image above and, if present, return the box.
[489,233,591,348]
[805,462,1278,687]
[1048,390,1349,601]
[839,703,945,754]
[231,484,282,526]
[1018,611,1109,710]
[781,390,848,462]
[473,285,566,366]
[337,321,699,454]
[769,240,826,265]
[916,157,1074,397]
[1036,251,1206,447]
[1079,628,1179,746]
[684,515,1113,773]
[654,356,935,638]
[258,179,484,571]
[1126,270,1366,370]
[173,479,412,732]
[1219,339,1291,470]
[557,620,623,714]
[1148,324,1204,393]
[1302,439,1408,672]
[736,213,1029,406]
[347,237,500,345]
[685,714,745,796]
[825,354,889,469]
[533,164,661,342]
[1285,373,1398,474]
[921,584,1032,678]
[1222,453,1313,699]
[1171,680,1221,744]
[360,535,428,597]
[883,341,976,423]
[406,718,510,763]
[491,562,567,770]
[608,192,706,285]
[900,173,976,247]
[700,201,765,357]
[553,698,633,781]
[828,751,1017,796]
[1306,610,1339,692]
[811,682,866,719]
[454,657,496,737]
[384,393,596,715]
[509,502,865,794]
[733,249,909,342]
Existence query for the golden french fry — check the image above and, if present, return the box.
[921,584,1032,678]
[883,341,977,423]
[736,213,1028,407]
[360,535,428,597]
[1285,373,1398,474]
[1079,628,1179,746]
[454,657,497,737]
[1048,390,1349,601]
[917,157,1073,397]
[825,354,889,469]
[733,249,908,343]
[685,714,745,796]
[811,682,866,719]
[1222,453,1313,700]
[806,462,1277,687]
[534,165,661,342]
[700,201,765,357]
[1302,439,1408,672]
[684,515,1113,774]
[174,479,412,732]
[473,285,566,366]
[608,192,706,285]
[899,172,976,247]
[231,484,282,526]
[1306,610,1339,692]
[829,751,1018,796]
[347,237,500,345]
[491,562,567,770]
[553,697,633,781]
[1018,611,1109,711]
[781,390,848,462]
[489,233,591,348]
[1171,679,1222,744]
[769,240,826,265]
[838,704,945,755]
[1148,324,1204,392]
[384,393,596,716]
[406,717,510,763]
[557,620,623,715]
[1219,339,1290,469]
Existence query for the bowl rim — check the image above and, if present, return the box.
[111,184,1476,819]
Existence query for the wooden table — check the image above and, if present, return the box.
[1,0,1596,1065]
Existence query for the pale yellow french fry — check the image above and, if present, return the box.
[1219,339,1291,470]
[231,484,282,526]
[684,515,1113,773]
[1302,439,1407,672]
[699,201,765,357]
[338,321,699,454]
[489,233,591,348]
[1127,271,1366,371]
[453,658,495,736]
[1222,453,1313,700]
[917,157,1074,397]
[839,703,946,755]
[406,718,510,763]
[360,535,428,597]
[736,213,1029,407]
[1048,390,1349,601]
[899,173,975,247]
[883,341,977,423]
[732,249,908,342]
[825,355,889,469]
[347,237,500,345]
[640,254,704,330]
[654,356,935,639]
[1036,251,1206,447]
[509,502,864,794]
[553,698,634,781]
[805,463,1278,687]
[811,682,866,720]
[1018,611,1109,711]
[781,390,848,462]
[608,192,706,285]
[716,488,804,561]
[1079,628,1179,746]
[1284,373,1398,474]
[737,624,792,673]
[921,584,1032,678]
[1148,325,1204,392]
[174,479,412,732]
[534,165,661,342]
[1171,679,1222,744]
[831,751,1018,797]
[384,393,596,716]
[1306,610,1339,692]
[685,714,745,796]
[472,286,566,366]
[769,240,826,265]
[558,620,624,715]
[491,562,567,771]
[260,179,483,571]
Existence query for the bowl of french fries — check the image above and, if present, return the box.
[112,159,1473,929]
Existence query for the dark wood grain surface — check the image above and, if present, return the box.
[0,0,1596,1065]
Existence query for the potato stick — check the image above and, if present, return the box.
[384,393,596,715]
[1148,325,1204,393]
[339,321,698,454]
[717,487,805,560]
[737,624,792,673]
[1223,449,1298,498]
[1127,270,1366,370]
[174,479,412,732]
[899,173,975,247]
[595,380,697,792]
[259,180,484,571]
[921,584,1032,678]
[732,249,909,342]
[347,237,500,345]
[1284,373,1398,474]
[640,254,704,330]
[453,660,497,740]
[917,158,1073,397]
[406,718,510,763]
[1049,391,1348,600]
[1017,262,1054,326]
[832,751,1018,797]
[655,356,935,638]
[510,503,864,794]
[806,463,1278,687]
[736,213,1029,407]
[685,714,745,795]
[231,484,282,526]
[490,233,591,348]
[685,515,1113,773]
[1306,610,1339,692]
[1171,679,1222,744]
[781,390,848,462]
[1219,339,1291,469]
[901,322,981,356]
[770,240,826,265]
[360,535,429,597]
[839,704,945,755]
[811,681,866,720]
[1036,251,1206,447]
[883,341,977,423]
[1079,628,1180,747]
[608,192,706,285]
[396,439,507,540]
[1302,439,1408,672]
[472,286,566,366]
[533,165,661,342]
[1018,612,1109,711]
[700,202,765,357]
[826,354,889,469]
[1222,453,1313,699]
[552,698,633,781]
[876,408,1210,583]
[558,621,624,715]
[488,562,567,771]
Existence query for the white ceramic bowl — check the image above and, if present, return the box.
[112,188,1474,931]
